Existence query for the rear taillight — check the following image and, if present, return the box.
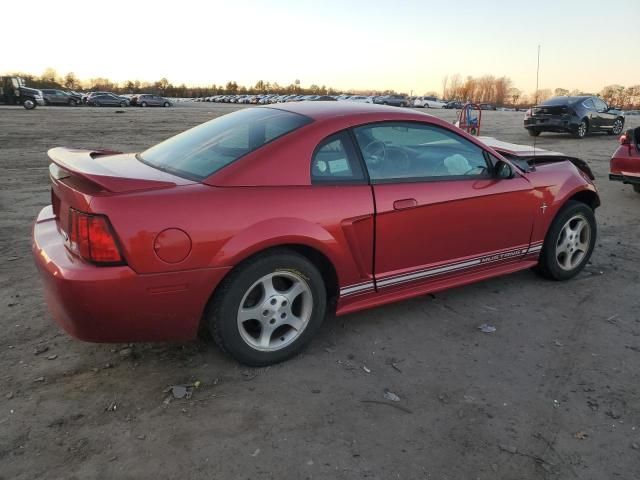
[68,209,124,264]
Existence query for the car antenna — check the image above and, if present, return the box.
[533,44,541,164]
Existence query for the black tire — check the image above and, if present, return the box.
[120,101,127,107]
[163,102,170,107]
[23,98,36,110]
[206,249,327,366]
[608,118,625,136]
[94,101,101,107]
[69,99,77,106]
[633,185,640,194]
[140,101,147,107]
[574,119,588,139]
[528,128,541,137]
[536,200,596,281]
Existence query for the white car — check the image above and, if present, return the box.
[414,96,446,109]
[346,95,373,103]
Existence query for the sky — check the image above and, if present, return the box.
[4,0,639,95]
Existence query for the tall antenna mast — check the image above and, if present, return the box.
[533,45,541,157]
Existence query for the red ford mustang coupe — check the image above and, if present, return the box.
[610,126,640,193]
[33,102,600,365]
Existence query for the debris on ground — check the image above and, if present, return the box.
[6,391,14,399]
[574,430,588,440]
[383,389,400,402]
[163,381,201,404]
[34,345,49,355]
[105,401,118,412]
[361,400,413,414]
[33,376,45,383]
[47,354,58,360]
[362,366,371,374]
[119,347,133,358]
[499,444,518,454]
[478,323,496,333]
[632,443,639,450]
[553,399,560,408]
[251,448,260,457]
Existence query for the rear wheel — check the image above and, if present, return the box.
[68,99,77,106]
[206,250,327,366]
[528,128,541,137]
[140,101,147,107]
[574,119,588,139]
[120,101,127,107]
[536,200,596,280]
[633,185,640,194]
[163,102,170,107]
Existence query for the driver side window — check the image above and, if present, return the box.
[353,122,490,182]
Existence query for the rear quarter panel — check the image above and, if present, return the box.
[90,184,375,289]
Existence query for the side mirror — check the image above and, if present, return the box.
[494,160,513,179]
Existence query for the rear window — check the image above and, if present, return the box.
[139,108,312,180]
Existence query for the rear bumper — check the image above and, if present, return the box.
[32,206,231,343]
[524,117,577,133]
[609,172,640,185]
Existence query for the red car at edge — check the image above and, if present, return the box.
[610,126,640,194]
[33,102,600,366]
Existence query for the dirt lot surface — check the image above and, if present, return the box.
[1,103,639,480]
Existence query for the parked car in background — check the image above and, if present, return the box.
[131,94,172,107]
[33,102,599,366]
[41,89,82,106]
[346,95,372,103]
[414,96,446,108]
[444,101,464,109]
[308,95,336,101]
[374,94,409,107]
[610,127,640,193]
[86,92,130,107]
[524,96,625,139]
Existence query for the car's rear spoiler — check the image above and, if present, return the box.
[47,147,180,193]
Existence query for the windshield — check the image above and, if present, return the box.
[139,108,312,180]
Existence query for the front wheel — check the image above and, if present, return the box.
[140,101,147,107]
[536,200,596,280]
[120,101,127,107]
[206,250,327,366]
[163,102,170,107]
[528,128,541,137]
[23,98,36,110]
[609,118,624,136]
[68,99,77,106]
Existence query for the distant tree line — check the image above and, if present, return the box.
[442,73,640,108]
[7,68,640,109]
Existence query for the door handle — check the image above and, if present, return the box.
[393,198,418,210]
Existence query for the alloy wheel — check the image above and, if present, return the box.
[612,119,623,135]
[556,214,591,271]
[577,121,587,138]
[237,271,313,352]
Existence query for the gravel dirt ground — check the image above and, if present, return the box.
[1,103,639,480]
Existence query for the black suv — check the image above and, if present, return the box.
[524,96,625,139]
